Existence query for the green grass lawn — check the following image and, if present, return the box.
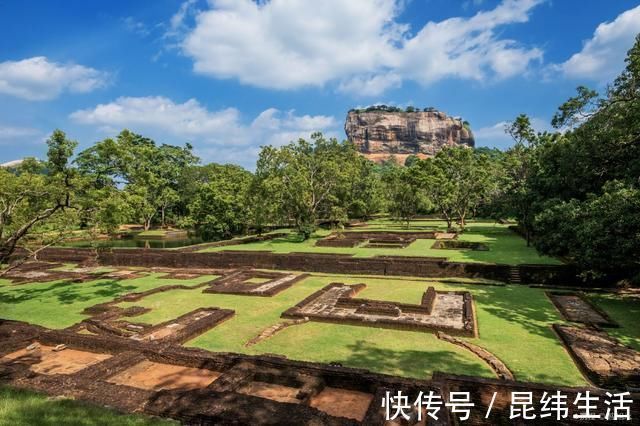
[117,274,587,386]
[0,386,175,426]
[588,293,640,350]
[0,273,218,329]
[199,220,561,265]
[3,268,639,388]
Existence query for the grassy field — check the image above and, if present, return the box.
[0,273,218,328]
[2,269,639,388]
[199,220,561,265]
[588,293,640,350]
[114,274,592,385]
[0,386,175,426]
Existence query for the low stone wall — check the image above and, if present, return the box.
[421,287,437,315]
[0,320,443,426]
[315,237,361,247]
[282,283,477,337]
[341,231,436,239]
[203,272,309,297]
[436,332,514,380]
[553,324,640,389]
[34,247,579,285]
[547,291,618,327]
[431,240,489,251]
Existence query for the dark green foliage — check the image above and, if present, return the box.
[1,130,79,264]
[486,35,640,280]
[76,130,198,230]
[381,163,422,228]
[188,164,252,239]
[252,133,362,239]
[535,182,640,279]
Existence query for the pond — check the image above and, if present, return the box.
[60,236,211,249]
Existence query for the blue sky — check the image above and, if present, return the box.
[1,0,639,168]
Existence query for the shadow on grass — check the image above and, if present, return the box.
[0,280,138,305]
[588,295,640,351]
[249,233,310,245]
[341,340,490,379]
[472,285,561,338]
[0,385,167,426]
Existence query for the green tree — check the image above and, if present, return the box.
[416,159,456,229]
[528,35,640,279]
[534,182,640,280]
[1,130,78,266]
[253,133,356,239]
[345,156,384,220]
[188,164,252,239]
[419,147,492,231]
[382,163,421,228]
[76,130,198,230]
[489,115,543,244]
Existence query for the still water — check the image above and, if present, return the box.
[61,236,210,249]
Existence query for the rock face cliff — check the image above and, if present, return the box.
[344,110,474,163]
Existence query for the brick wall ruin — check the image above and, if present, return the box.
[33,247,578,285]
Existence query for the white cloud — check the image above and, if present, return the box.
[122,16,150,37]
[463,0,485,10]
[0,125,41,139]
[398,0,543,84]
[179,0,543,95]
[71,96,247,143]
[166,0,199,38]
[0,57,109,101]
[338,73,402,97]
[70,96,338,167]
[473,121,511,142]
[555,5,640,82]
[474,116,550,149]
[0,124,42,146]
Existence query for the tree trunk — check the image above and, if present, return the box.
[0,204,63,265]
[443,213,452,230]
[0,246,10,267]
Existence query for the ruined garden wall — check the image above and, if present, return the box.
[34,247,579,285]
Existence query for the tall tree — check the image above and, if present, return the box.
[253,133,357,239]
[187,164,252,239]
[382,163,422,228]
[1,130,78,266]
[528,35,640,279]
[419,147,492,231]
[345,156,384,220]
[76,130,198,230]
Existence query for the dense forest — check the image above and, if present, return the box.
[2,36,639,283]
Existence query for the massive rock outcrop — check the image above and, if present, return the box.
[344,109,474,163]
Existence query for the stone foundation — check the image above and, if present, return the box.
[547,292,618,327]
[31,247,581,285]
[203,271,309,296]
[553,324,640,389]
[282,283,477,337]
